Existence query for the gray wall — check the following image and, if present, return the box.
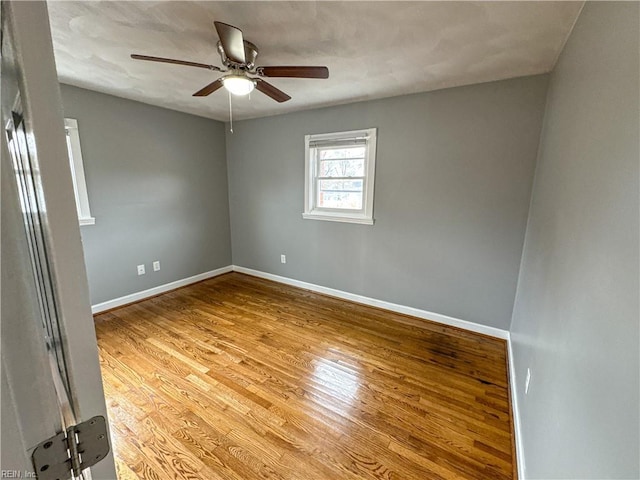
[226,75,549,329]
[510,3,639,479]
[60,85,231,305]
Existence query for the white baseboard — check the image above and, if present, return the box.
[507,334,525,479]
[232,265,509,340]
[91,265,233,314]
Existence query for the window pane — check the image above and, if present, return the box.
[318,192,363,210]
[319,159,365,177]
[319,179,363,192]
[318,179,363,210]
[318,146,365,160]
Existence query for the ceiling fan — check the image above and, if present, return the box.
[131,21,329,103]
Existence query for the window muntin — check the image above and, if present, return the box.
[303,128,377,224]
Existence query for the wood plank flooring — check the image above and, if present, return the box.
[95,272,516,480]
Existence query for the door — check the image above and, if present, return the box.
[1,2,117,479]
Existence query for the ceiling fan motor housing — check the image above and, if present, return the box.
[217,40,259,69]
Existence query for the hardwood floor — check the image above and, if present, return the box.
[95,272,516,480]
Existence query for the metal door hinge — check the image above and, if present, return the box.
[31,416,110,480]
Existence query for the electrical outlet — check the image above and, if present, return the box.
[137,264,145,276]
[281,254,286,264]
[525,368,531,395]
[153,260,161,272]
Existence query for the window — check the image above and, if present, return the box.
[303,128,377,225]
[64,118,94,226]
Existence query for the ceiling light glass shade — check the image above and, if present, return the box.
[223,75,255,96]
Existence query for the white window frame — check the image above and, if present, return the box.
[64,118,95,226]
[303,128,377,225]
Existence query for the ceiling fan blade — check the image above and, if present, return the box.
[257,66,329,79]
[131,54,219,71]
[255,79,291,103]
[193,79,224,97]
[214,21,246,64]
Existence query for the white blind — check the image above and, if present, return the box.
[308,137,368,148]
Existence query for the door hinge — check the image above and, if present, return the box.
[31,416,110,480]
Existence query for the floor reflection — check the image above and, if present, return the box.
[309,355,361,416]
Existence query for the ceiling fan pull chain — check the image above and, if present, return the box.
[228,90,234,133]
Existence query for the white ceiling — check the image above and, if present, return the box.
[48,1,583,122]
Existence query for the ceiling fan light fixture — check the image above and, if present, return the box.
[222,75,255,96]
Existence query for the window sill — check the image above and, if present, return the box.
[79,217,96,226]
[302,212,374,225]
